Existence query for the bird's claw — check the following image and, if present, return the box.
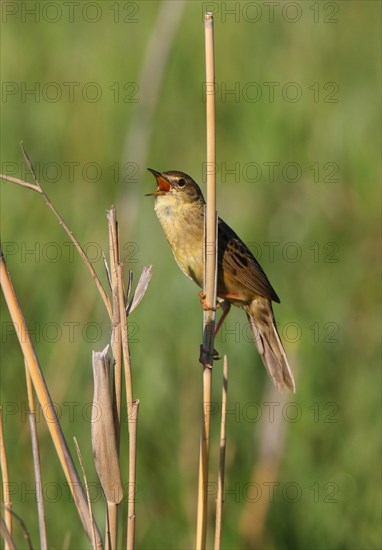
[199,290,218,312]
[199,344,221,366]
[213,349,222,361]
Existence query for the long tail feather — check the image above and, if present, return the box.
[245,299,295,392]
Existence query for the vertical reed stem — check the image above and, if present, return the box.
[0,408,12,549]
[196,12,217,550]
[25,366,48,549]
[214,356,228,549]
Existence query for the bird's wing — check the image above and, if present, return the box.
[218,218,280,303]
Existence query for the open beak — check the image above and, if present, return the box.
[146,168,171,196]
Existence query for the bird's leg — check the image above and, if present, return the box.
[214,300,231,337]
[198,298,231,365]
[198,293,231,336]
[198,292,220,364]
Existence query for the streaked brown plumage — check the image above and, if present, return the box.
[146,169,295,392]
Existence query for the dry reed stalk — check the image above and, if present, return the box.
[0,516,15,550]
[117,264,134,416]
[73,437,97,550]
[91,347,123,550]
[0,505,33,549]
[106,503,118,550]
[0,408,12,548]
[196,12,218,550]
[0,251,103,548]
[116,262,137,550]
[214,356,228,549]
[105,209,148,549]
[106,208,124,549]
[126,399,139,550]
[104,209,123,549]
[24,365,47,549]
[107,208,123,443]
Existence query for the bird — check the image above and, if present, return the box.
[146,169,295,392]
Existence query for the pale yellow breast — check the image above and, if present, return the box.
[154,194,204,287]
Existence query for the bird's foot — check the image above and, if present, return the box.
[199,290,218,312]
[199,344,221,366]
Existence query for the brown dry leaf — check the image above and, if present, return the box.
[91,345,123,504]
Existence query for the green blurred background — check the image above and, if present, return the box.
[1,1,380,548]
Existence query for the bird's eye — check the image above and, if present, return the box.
[178,178,186,187]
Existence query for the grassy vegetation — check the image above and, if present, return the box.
[1,1,380,548]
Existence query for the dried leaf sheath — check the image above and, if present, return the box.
[91,346,123,504]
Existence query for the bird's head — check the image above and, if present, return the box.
[146,169,205,204]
